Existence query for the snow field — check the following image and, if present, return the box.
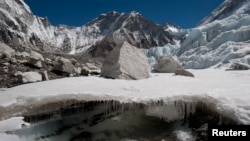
[0,69,250,124]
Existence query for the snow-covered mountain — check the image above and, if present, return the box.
[178,0,250,69]
[0,0,108,53]
[198,0,250,26]
[87,11,175,58]
[0,0,175,54]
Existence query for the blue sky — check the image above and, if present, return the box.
[24,0,224,28]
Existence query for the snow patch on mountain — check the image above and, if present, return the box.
[163,23,180,33]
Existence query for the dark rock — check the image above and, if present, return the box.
[175,69,195,77]
[81,67,90,76]
[90,70,101,76]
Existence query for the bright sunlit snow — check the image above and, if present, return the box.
[0,69,250,125]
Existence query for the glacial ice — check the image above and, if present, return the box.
[142,43,180,68]
[179,14,250,69]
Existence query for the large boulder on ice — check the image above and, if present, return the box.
[29,51,44,68]
[154,55,182,73]
[101,41,150,80]
[53,57,74,75]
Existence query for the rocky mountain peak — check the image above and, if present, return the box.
[128,11,141,17]
[86,11,175,58]
[86,11,121,26]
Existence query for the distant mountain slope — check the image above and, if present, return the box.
[0,0,175,54]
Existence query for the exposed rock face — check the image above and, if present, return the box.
[154,55,182,73]
[101,41,150,80]
[53,58,74,75]
[17,71,42,83]
[29,51,44,68]
[175,69,194,77]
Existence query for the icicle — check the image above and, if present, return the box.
[219,115,222,125]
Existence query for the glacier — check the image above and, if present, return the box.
[0,69,250,140]
[179,1,250,69]
[142,44,180,69]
